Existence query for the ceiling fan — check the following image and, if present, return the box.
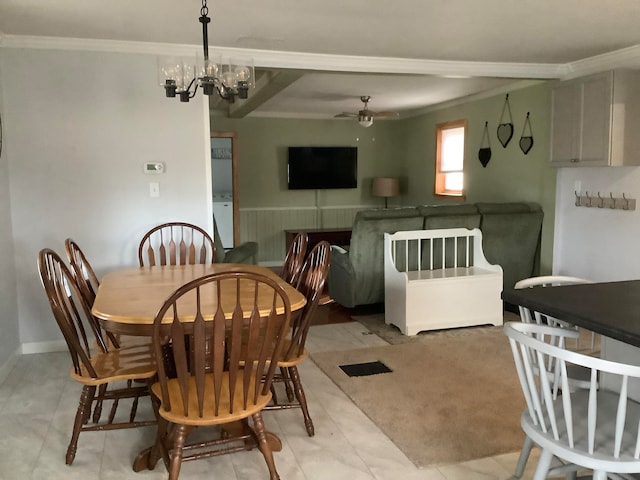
[334,96,399,128]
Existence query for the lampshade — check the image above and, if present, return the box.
[372,177,400,198]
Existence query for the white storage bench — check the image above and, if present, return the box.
[383,228,503,335]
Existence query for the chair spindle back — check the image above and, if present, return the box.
[38,248,108,377]
[281,232,308,286]
[151,271,291,417]
[138,222,216,267]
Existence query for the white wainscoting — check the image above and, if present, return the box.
[239,206,370,265]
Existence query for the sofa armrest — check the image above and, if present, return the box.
[221,241,258,264]
[327,246,358,308]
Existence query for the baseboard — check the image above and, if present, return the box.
[21,339,67,355]
[0,348,20,384]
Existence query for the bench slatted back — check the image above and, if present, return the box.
[385,228,487,274]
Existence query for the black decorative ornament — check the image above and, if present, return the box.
[478,121,492,168]
[497,94,514,148]
[519,112,534,155]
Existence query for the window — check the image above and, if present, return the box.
[435,120,466,197]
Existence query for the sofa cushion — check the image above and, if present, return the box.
[350,215,424,306]
[479,210,544,290]
[423,214,481,230]
[418,204,479,216]
[475,202,540,214]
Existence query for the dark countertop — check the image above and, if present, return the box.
[502,280,640,348]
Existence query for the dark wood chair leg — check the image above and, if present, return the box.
[289,366,314,436]
[280,366,295,402]
[66,385,96,465]
[92,384,107,423]
[169,423,188,480]
[252,412,280,480]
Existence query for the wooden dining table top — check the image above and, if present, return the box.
[92,263,306,336]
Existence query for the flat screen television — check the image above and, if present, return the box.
[287,146,357,190]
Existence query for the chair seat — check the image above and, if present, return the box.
[151,372,272,426]
[277,339,308,367]
[523,388,640,473]
[72,343,156,386]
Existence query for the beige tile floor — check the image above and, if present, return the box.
[0,321,589,480]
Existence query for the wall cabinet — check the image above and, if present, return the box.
[550,70,640,167]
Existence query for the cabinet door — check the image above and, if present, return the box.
[550,81,580,164]
[580,73,612,165]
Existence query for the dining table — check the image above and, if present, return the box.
[92,263,306,336]
[502,280,640,348]
[503,279,640,399]
[91,262,307,472]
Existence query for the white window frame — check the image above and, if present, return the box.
[435,119,466,197]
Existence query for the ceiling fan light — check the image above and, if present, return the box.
[358,114,373,128]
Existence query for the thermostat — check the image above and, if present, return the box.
[143,162,165,174]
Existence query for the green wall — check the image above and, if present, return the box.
[210,80,557,273]
[210,116,401,209]
[398,81,557,274]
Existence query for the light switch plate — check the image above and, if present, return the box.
[149,182,160,198]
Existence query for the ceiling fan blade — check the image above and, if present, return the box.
[371,111,400,118]
[334,113,358,118]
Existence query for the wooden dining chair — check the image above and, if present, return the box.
[37,248,156,465]
[266,240,331,436]
[505,321,640,480]
[138,222,216,267]
[280,231,308,285]
[149,271,291,480]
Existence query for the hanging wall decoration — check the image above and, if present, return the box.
[519,112,534,155]
[497,94,514,148]
[478,121,492,168]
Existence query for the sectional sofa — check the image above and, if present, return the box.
[327,202,543,309]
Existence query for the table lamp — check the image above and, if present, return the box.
[372,177,399,209]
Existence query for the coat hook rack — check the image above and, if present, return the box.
[574,191,636,211]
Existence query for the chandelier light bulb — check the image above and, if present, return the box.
[221,70,237,88]
[234,66,251,82]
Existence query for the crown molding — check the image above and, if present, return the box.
[2,33,638,81]
[401,79,549,118]
[0,34,562,79]
[562,44,640,79]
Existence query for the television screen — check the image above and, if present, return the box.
[287,147,357,190]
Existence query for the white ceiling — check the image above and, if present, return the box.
[1,0,640,119]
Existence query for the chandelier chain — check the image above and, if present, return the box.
[201,0,208,17]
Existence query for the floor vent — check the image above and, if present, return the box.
[339,360,393,377]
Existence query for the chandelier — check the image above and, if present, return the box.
[157,0,254,103]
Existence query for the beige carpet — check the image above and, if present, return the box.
[311,326,525,468]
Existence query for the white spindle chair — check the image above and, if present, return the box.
[505,322,640,480]
[512,276,600,478]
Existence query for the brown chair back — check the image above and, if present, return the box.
[284,240,331,360]
[64,238,121,348]
[281,232,308,285]
[151,271,291,418]
[64,238,100,306]
[38,248,109,376]
[138,222,216,267]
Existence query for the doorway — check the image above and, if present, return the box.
[210,132,239,248]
